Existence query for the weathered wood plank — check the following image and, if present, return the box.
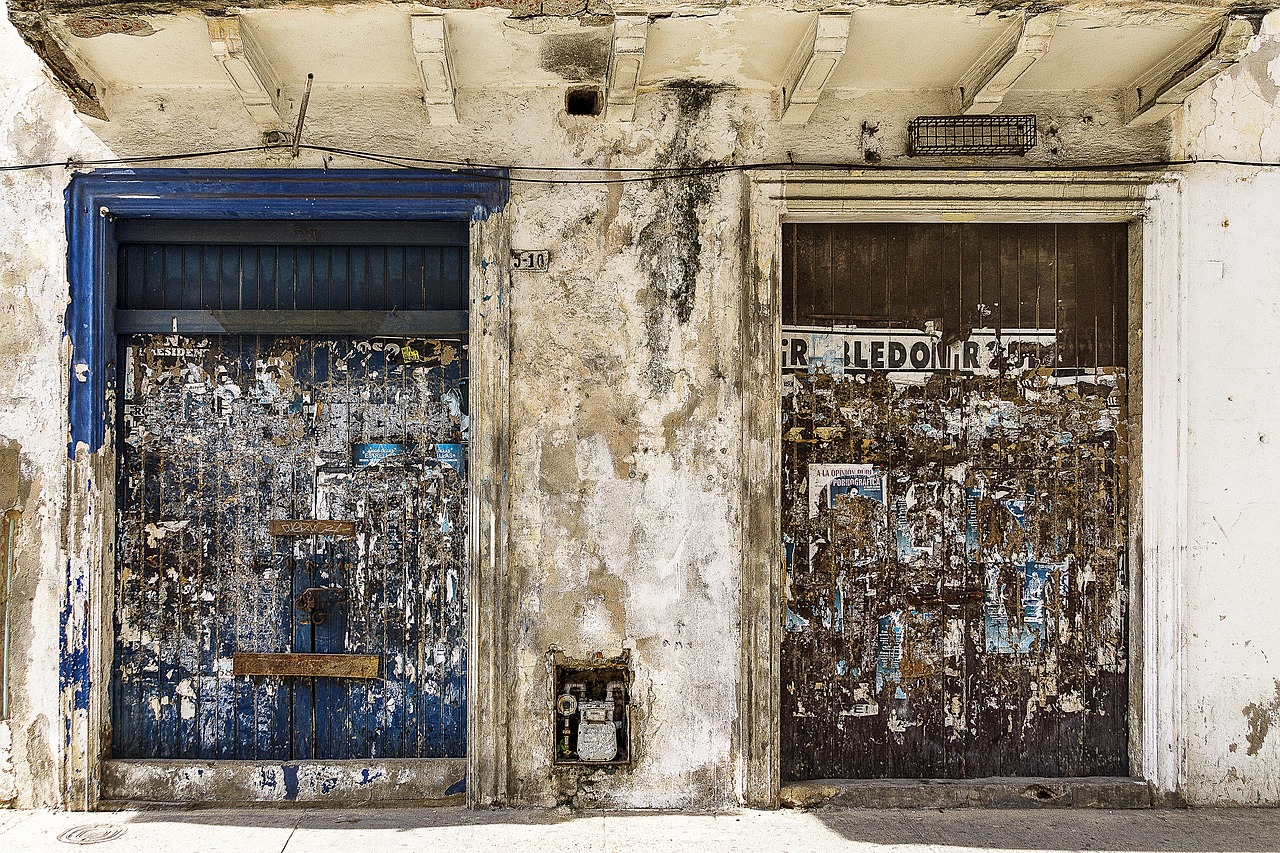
[267,519,357,538]
[233,652,380,679]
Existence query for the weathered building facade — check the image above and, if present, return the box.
[1,0,1279,811]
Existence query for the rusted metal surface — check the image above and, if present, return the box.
[268,519,357,538]
[781,223,1129,780]
[232,652,380,679]
[112,334,468,760]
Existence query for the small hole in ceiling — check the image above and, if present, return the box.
[566,87,602,117]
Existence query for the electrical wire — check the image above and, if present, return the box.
[2,140,1279,184]
[0,145,291,172]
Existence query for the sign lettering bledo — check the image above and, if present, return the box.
[782,326,1056,386]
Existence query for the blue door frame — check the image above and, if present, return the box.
[61,168,507,784]
[66,168,508,456]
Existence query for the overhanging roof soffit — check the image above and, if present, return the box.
[7,1,1277,138]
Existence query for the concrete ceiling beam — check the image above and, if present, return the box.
[207,15,284,129]
[605,14,649,122]
[9,13,108,120]
[779,12,850,127]
[956,11,1058,115]
[1124,15,1257,127]
[412,12,459,126]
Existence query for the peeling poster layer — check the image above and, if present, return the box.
[780,223,1130,780]
[113,334,468,760]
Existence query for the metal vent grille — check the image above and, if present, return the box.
[908,114,1037,156]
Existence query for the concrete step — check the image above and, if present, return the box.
[781,776,1159,809]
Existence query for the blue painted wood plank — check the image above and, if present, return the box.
[442,247,465,311]
[276,247,296,311]
[294,248,316,310]
[180,245,203,310]
[143,245,165,310]
[162,245,184,309]
[347,247,368,312]
[120,245,145,309]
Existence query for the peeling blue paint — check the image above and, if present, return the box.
[59,561,90,715]
[445,776,466,796]
[282,764,299,800]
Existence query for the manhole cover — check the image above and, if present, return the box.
[57,824,127,845]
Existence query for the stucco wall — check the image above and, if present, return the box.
[498,84,766,808]
[0,0,112,808]
[1173,15,1280,805]
[3,0,1280,809]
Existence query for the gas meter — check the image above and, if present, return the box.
[552,655,631,766]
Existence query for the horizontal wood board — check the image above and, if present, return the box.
[233,653,381,679]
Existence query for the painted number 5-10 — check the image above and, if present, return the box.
[511,249,550,271]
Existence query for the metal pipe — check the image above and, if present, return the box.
[291,73,314,159]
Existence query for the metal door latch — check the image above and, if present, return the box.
[294,586,347,625]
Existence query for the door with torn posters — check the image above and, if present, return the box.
[781,223,1130,779]
[109,223,470,760]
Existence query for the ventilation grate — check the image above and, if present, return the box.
[908,114,1038,156]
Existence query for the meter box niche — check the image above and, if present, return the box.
[552,653,632,766]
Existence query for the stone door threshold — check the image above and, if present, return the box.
[781,777,1160,810]
[99,758,467,808]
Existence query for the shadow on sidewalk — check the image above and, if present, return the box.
[107,803,1280,851]
[114,803,592,833]
[808,806,1280,852]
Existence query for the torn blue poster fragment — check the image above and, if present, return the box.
[1001,497,1027,532]
[876,611,906,699]
[353,442,408,467]
[435,443,465,473]
[983,559,1068,653]
[965,486,982,556]
[894,495,932,562]
[785,605,810,633]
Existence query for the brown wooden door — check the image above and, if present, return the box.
[780,223,1130,780]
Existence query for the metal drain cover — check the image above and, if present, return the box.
[58,824,126,845]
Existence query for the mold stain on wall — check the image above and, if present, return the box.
[637,80,728,393]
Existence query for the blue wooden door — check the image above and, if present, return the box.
[112,334,468,760]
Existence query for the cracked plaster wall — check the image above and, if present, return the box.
[503,85,761,808]
[0,0,113,809]
[1174,10,1280,805]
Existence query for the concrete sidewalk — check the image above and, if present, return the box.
[2,806,1279,853]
